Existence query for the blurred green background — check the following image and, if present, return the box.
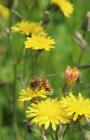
[0,0,90,140]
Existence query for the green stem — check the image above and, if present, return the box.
[27,50,42,85]
[13,62,17,125]
[0,104,2,139]
[22,50,28,81]
[77,48,83,67]
[8,9,17,137]
[31,51,37,77]
[51,133,55,140]
[23,102,29,140]
[17,46,24,64]
[62,82,71,96]
[41,126,48,140]
[58,136,64,140]
[8,35,17,128]
[78,64,90,69]
[11,9,25,20]
[55,126,60,140]
[77,32,86,67]
[57,125,69,140]
[78,124,85,140]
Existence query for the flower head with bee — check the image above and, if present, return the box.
[18,78,52,102]
[18,88,49,102]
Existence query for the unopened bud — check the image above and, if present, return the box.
[65,66,79,86]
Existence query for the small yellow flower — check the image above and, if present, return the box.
[52,0,74,17]
[18,88,49,102]
[60,93,90,121]
[65,66,79,86]
[0,4,10,19]
[25,34,55,51]
[11,21,45,36]
[26,98,69,130]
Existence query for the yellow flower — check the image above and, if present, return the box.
[65,66,79,86]
[60,93,90,121]
[52,0,74,17]
[26,98,69,130]
[0,4,10,19]
[25,34,55,51]
[18,88,49,102]
[11,21,45,36]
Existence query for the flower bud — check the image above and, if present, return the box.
[65,66,79,86]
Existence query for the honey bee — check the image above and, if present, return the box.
[30,78,52,92]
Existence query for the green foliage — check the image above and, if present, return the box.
[0,0,90,140]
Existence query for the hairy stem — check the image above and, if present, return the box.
[13,62,17,125]
[77,32,86,67]
[8,6,18,138]
[78,64,90,69]
[22,49,28,81]
[27,50,42,85]
[41,127,48,140]
[77,48,83,67]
